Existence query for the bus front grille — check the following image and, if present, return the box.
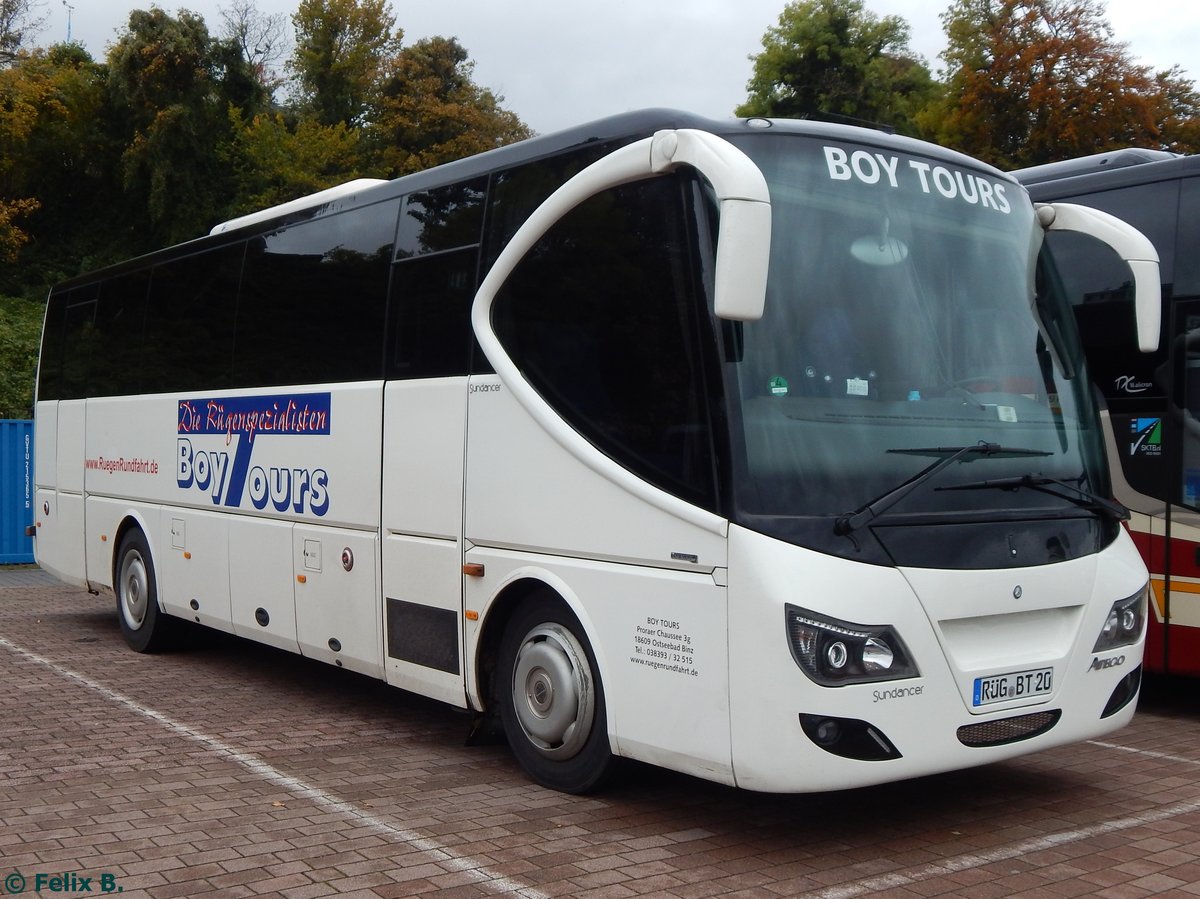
[957,710,1061,748]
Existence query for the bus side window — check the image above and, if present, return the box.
[388,249,478,379]
[143,249,240,395]
[93,271,151,397]
[38,290,69,402]
[60,288,99,401]
[1041,231,1138,348]
[491,175,720,511]
[235,199,399,387]
[387,180,486,379]
[1176,177,1200,300]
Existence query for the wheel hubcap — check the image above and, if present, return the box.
[120,551,149,630]
[511,623,595,760]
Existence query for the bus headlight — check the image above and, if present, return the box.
[785,605,919,686]
[1092,586,1147,653]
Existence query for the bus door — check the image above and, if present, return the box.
[379,378,470,708]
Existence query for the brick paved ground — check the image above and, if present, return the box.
[2,575,1199,898]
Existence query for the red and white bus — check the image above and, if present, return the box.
[1018,149,1200,676]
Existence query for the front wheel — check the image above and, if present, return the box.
[115,529,177,653]
[498,598,614,793]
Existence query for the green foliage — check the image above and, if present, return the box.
[105,9,244,247]
[226,107,363,211]
[737,0,941,136]
[0,294,41,417]
[290,0,401,127]
[0,48,49,262]
[0,0,533,330]
[0,44,111,292]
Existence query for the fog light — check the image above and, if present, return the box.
[812,718,841,746]
[799,713,902,761]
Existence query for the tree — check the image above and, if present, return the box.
[290,0,400,127]
[0,55,44,261]
[0,295,41,418]
[226,108,363,211]
[930,0,1200,167]
[737,0,940,136]
[106,8,251,247]
[0,0,45,66]
[0,43,110,291]
[220,0,290,100]
[367,36,532,176]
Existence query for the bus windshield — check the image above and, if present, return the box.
[724,133,1110,541]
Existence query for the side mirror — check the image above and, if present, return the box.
[473,129,772,343]
[469,129,771,532]
[649,131,772,321]
[1036,203,1161,353]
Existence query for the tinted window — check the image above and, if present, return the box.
[92,272,151,396]
[1041,231,1138,349]
[38,289,68,401]
[1055,180,1179,284]
[1038,179,1181,353]
[387,180,487,379]
[236,199,399,386]
[1177,177,1200,298]
[492,176,718,509]
[395,179,486,258]
[388,248,478,378]
[60,287,99,401]
[141,248,241,394]
[1177,303,1200,509]
[483,145,611,271]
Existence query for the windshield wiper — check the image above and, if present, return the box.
[936,474,1129,521]
[834,442,1052,536]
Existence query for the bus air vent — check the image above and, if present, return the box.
[957,710,1061,748]
[1101,666,1141,719]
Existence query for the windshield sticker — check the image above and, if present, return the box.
[823,146,1011,215]
[769,375,789,397]
[1129,417,1162,457]
[177,393,332,515]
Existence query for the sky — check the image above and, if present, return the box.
[37,0,1200,136]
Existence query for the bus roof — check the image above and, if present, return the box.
[1013,148,1184,187]
[51,108,1015,293]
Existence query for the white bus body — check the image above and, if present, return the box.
[33,111,1159,792]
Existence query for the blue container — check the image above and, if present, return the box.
[0,419,35,564]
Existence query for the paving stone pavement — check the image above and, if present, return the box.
[2,576,1199,898]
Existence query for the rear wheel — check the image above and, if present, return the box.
[115,529,176,653]
[498,597,614,793]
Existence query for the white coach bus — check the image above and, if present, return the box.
[33,111,1160,793]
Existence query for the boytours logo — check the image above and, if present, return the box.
[1129,417,1162,457]
[177,393,332,516]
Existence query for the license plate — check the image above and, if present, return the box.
[972,667,1053,706]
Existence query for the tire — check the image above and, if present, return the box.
[498,597,615,793]
[115,529,176,653]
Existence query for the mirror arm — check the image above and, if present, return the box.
[1037,202,1161,353]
